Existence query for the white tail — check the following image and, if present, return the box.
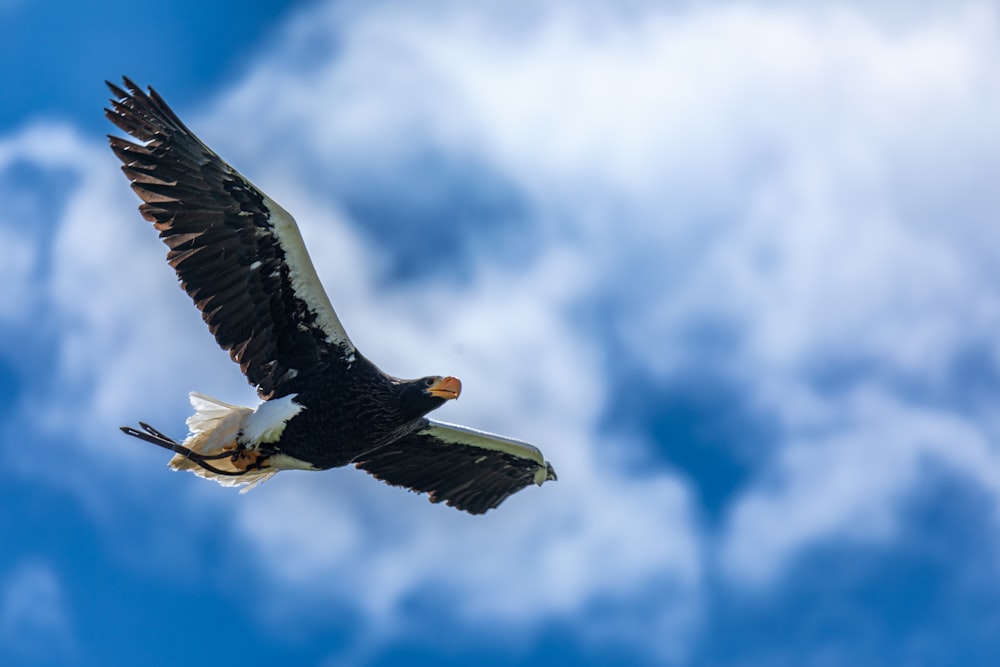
[169,393,279,492]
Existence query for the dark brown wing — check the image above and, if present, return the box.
[354,420,557,514]
[105,77,355,399]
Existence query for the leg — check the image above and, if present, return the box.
[120,423,256,477]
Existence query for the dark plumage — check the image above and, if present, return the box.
[108,77,555,514]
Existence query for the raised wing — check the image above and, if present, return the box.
[105,77,354,399]
[353,420,557,514]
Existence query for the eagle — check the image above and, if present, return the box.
[106,77,556,514]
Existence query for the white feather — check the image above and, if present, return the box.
[241,394,305,446]
[169,392,316,492]
[262,195,355,350]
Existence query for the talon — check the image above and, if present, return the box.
[244,456,270,472]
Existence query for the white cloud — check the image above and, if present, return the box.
[203,0,1000,616]
[0,225,36,323]
[0,123,89,326]
[0,560,75,662]
[5,0,1000,661]
[721,385,1000,585]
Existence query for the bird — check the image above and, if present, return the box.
[106,77,556,515]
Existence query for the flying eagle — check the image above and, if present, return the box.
[106,77,556,514]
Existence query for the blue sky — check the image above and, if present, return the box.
[3,0,1000,665]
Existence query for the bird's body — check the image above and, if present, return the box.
[272,357,444,469]
[107,77,555,514]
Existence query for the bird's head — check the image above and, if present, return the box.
[398,375,462,420]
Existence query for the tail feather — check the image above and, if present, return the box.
[121,392,279,492]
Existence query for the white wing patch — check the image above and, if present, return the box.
[422,420,547,467]
[262,194,355,351]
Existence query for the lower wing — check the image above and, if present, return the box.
[353,420,557,515]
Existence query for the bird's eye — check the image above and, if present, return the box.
[424,377,437,386]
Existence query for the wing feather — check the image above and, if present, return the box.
[353,420,556,515]
[106,77,354,398]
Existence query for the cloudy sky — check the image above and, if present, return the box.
[2,0,1000,665]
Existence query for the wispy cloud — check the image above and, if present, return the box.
[3,0,1000,662]
[0,560,75,662]
[210,0,1000,588]
[721,386,1000,585]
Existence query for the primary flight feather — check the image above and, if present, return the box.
[107,77,556,514]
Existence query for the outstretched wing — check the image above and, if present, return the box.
[105,77,354,399]
[353,420,557,515]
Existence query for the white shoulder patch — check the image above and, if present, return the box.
[262,195,355,351]
[242,394,305,445]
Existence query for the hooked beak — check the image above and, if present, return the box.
[427,376,462,400]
